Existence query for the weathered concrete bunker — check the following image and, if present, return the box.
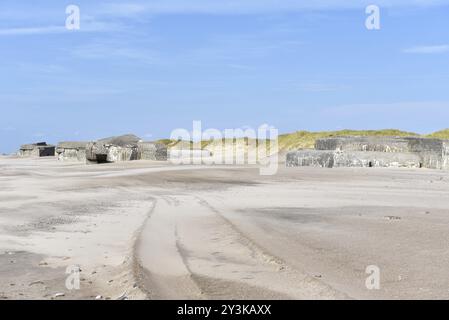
[137,141,168,161]
[85,134,169,163]
[19,142,55,157]
[86,134,140,163]
[56,142,88,162]
[287,136,449,170]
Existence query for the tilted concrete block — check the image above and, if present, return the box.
[85,134,141,163]
[137,142,168,161]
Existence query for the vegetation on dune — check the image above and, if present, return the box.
[155,139,174,146]
[427,129,449,139]
[157,138,269,148]
[278,129,419,151]
[155,139,197,149]
[156,129,449,153]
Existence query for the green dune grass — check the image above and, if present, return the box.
[427,129,449,139]
[157,128,449,152]
[277,129,419,151]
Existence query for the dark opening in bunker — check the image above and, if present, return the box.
[95,154,109,163]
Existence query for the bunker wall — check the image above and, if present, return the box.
[286,150,422,169]
[315,137,411,153]
[137,142,168,161]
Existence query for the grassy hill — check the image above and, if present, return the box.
[278,129,419,151]
[157,129,449,153]
[157,138,274,152]
[427,129,449,139]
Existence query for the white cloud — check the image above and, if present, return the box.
[100,3,148,16]
[2,1,447,37]
[98,0,449,15]
[16,63,67,74]
[0,26,65,35]
[71,41,159,65]
[0,15,123,36]
[403,45,449,54]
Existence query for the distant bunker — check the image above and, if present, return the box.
[86,134,168,163]
[19,142,55,158]
[56,142,88,162]
[86,134,140,163]
[138,141,168,161]
[287,136,449,170]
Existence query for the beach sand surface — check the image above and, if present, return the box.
[1,156,449,299]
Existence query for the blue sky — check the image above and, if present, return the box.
[1,0,449,153]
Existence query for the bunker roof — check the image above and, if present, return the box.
[20,142,53,150]
[57,142,89,149]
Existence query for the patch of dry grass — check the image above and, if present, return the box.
[278,129,418,151]
[157,128,449,153]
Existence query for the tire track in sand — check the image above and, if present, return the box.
[134,194,346,299]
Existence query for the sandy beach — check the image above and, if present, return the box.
[2,156,449,300]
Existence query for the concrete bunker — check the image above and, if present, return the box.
[56,142,88,162]
[85,134,169,163]
[137,141,168,161]
[287,136,449,170]
[86,134,140,164]
[19,142,55,158]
